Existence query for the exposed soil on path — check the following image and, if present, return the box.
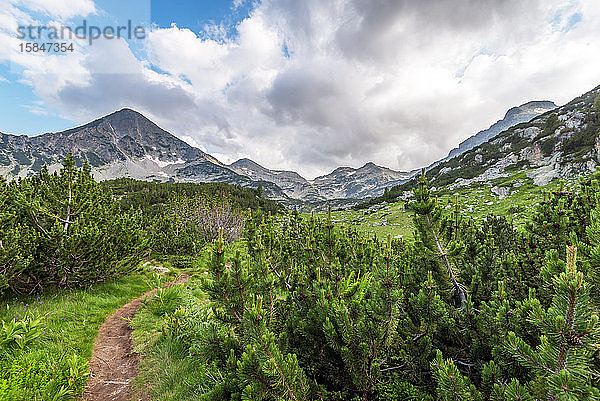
[81,274,190,401]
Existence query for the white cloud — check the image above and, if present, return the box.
[3,0,600,179]
[233,0,247,10]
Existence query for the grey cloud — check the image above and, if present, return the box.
[266,68,344,126]
[51,68,248,155]
[11,0,600,179]
[55,73,197,122]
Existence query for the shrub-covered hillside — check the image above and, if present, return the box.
[0,156,278,295]
[102,178,282,217]
[6,154,600,401]
[148,170,600,400]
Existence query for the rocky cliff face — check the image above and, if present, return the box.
[422,86,600,192]
[445,101,557,161]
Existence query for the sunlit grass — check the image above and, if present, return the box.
[318,174,572,241]
[0,272,154,400]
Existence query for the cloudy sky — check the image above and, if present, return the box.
[1,0,600,179]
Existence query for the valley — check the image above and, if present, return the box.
[4,1,600,399]
[2,83,600,401]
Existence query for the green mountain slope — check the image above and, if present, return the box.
[360,84,600,210]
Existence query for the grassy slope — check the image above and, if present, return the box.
[326,173,572,240]
[0,273,153,401]
[329,202,414,239]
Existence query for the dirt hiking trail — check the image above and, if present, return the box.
[81,274,190,401]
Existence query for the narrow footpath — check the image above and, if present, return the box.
[81,275,190,401]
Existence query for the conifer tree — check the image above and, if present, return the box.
[490,378,534,401]
[505,246,600,400]
[199,229,311,401]
[431,350,482,401]
[0,177,37,294]
[401,270,452,382]
[527,187,572,261]
[459,215,519,302]
[580,183,600,294]
[3,154,146,291]
[409,170,466,304]
[543,113,561,137]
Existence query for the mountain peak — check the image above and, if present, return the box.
[230,158,272,173]
[504,101,557,119]
[232,157,259,166]
[105,108,162,124]
[360,161,380,170]
[444,100,557,162]
[109,107,140,115]
[520,100,557,109]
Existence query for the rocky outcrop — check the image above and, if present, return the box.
[491,186,511,199]
[445,101,557,161]
[422,85,600,192]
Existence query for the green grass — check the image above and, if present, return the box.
[328,202,414,240]
[134,334,207,401]
[323,174,576,241]
[0,272,154,401]
[132,271,208,401]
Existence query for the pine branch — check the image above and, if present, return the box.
[425,215,467,303]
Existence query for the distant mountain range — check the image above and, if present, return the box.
[0,109,415,202]
[0,93,563,203]
[228,158,416,201]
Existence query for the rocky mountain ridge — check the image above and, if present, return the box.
[2,89,589,205]
[0,109,414,202]
[414,85,600,198]
[0,109,288,199]
[444,100,557,161]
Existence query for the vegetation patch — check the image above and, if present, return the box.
[0,155,146,294]
[0,272,152,401]
[126,169,600,400]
